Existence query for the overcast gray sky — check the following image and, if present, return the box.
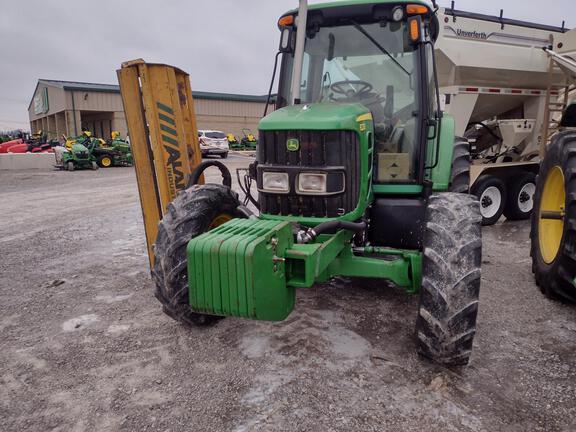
[0,0,572,131]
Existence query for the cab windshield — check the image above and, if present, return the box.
[278,21,422,182]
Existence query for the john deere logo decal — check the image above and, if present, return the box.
[287,138,300,152]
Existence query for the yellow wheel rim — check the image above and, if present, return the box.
[102,157,112,167]
[209,213,232,230]
[539,166,565,264]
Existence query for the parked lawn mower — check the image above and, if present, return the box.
[0,139,24,153]
[93,131,133,167]
[240,128,258,150]
[56,131,98,171]
[227,133,243,150]
[0,131,57,154]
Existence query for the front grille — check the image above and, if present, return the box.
[257,130,360,218]
[76,152,88,159]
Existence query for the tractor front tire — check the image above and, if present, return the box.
[66,161,75,172]
[531,132,576,302]
[449,137,471,193]
[152,184,244,326]
[416,193,482,366]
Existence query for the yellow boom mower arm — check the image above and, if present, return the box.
[117,59,203,268]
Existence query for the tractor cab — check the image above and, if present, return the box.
[261,1,441,198]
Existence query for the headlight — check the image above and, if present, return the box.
[262,172,289,193]
[297,173,327,194]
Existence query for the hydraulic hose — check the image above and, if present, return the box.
[187,160,232,189]
[297,221,366,244]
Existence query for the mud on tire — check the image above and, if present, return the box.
[152,184,244,326]
[531,132,576,302]
[416,193,482,366]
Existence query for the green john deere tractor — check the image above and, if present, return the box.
[152,0,482,365]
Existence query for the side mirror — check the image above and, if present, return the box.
[279,27,295,53]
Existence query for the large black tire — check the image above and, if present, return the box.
[449,137,471,193]
[152,184,245,326]
[416,193,482,366]
[503,172,536,221]
[531,132,576,302]
[471,175,507,226]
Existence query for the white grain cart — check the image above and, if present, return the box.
[435,5,575,224]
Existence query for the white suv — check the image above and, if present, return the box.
[198,130,229,159]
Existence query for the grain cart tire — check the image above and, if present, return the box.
[531,133,576,302]
[416,193,482,366]
[471,175,507,226]
[449,137,471,193]
[503,172,536,221]
[152,184,245,326]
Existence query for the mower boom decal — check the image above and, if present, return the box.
[157,102,186,197]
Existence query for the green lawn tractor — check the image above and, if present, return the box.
[55,141,98,171]
[240,128,258,150]
[93,131,134,168]
[227,133,244,150]
[143,0,482,366]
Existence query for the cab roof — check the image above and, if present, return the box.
[286,0,432,14]
[308,0,431,11]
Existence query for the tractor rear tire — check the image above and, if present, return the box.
[449,137,471,193]
[503,172,536,221]
[152,184,245,326]
[531,132,576,302]
[416,193,482,366]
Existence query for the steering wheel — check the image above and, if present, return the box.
[330,80,373,99]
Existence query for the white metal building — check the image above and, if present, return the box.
[28,79,273,140]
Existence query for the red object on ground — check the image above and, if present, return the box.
[6,143,29,153]
[0,139,24,153]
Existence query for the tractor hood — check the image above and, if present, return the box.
[71,143,89,152]
[259,103,372,132]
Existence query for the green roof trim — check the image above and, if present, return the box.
[30,79,274,111]
[35,79,273,103]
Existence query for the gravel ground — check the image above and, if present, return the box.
[1,162,575,432]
